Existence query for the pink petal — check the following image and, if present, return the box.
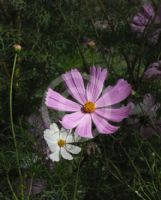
[133,13,147,26]
[75,114,93,138]
[91,113,119,134]
[144,66,161,78]
[45,88,81,112]
[131,23,145,33]
[86,66,108,102]
[62,69,86,104]
[96,79,132,108]
[60,111,85,129]
[95,103,131,122]
[142,3,154,19]
[103,85,113,94]
[131,3,154,33]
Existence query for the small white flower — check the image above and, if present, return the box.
[44,123,81,162]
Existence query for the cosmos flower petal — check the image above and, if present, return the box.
[59,129,68,140]
[44,129,59,143]
[62,69,86,104]
[91,113,119,134]
[66,134,73,143]
[133,13,147,26]
[96,79,131,107]
[49,151,60,162]
[95,103,131,122]
[133,13,150,27]
[130,23,145,33]
[75,114,93,138]
[45,88,81,112]
[60,148,73,160]
[60,127,74,140]
[66,144,81,154]
[143,3,154,18]
[49,123,59,133]
[86,66,108,102]
[102,85,113,94]
[144,66,161,78]
[47,144,59,153]
[60,112,85,129]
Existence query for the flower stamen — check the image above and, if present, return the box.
[58,139,66,147]
[83,101,95,113]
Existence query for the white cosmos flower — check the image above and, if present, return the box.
[44,123,81,162]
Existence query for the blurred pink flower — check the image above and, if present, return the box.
[129,94,161,139]
[144,60,161,79]
[131,3,155,33]
[131,3,161,44]
[45,66,132,138]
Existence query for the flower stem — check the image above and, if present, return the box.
[73,150,83,200]
[6,173,18,200]
[9,53,24,199]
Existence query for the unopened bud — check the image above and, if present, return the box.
[13,44,22,52]
[87,40,96,48]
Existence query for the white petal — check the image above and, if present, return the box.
[44,129,59,140]
[66,144,81,154]
[59,129,68,140]
[48,144,59,153]
[44,129,59,146]
[66,134,74,143]
[49,151,60,162]
[60,148,73,160]
[50,123,59,133]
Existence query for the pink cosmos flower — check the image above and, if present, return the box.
[130,3,161,44]
[128,94,161,139]
[45,66,132,138]
[131,3,155,33]
[144,60,161,79]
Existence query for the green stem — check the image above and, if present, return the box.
[6,173,18,200]
[10,53,24,200]
[73,151,83,200]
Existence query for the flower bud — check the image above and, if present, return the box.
[87,40,96,48]
[13,44,22,52]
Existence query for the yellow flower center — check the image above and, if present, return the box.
[57,139,66,147]
[83,101,95,113]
